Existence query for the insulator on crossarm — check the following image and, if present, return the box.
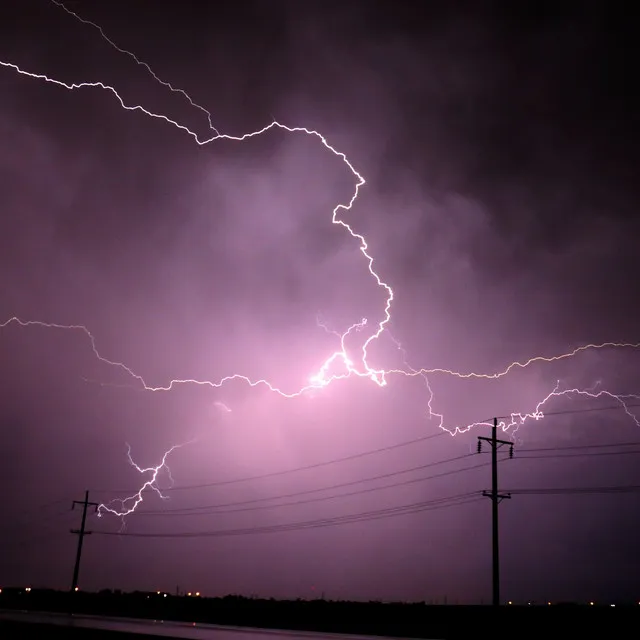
[509,445,514,459]
[477,440,482,453]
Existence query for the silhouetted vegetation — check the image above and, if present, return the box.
[0,587,636,639]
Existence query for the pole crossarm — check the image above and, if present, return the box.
[478,436,513,447]
[482,490,511,503]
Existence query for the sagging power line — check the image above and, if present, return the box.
[134,452,481,514]
[93,430,449,494]
[65,402,640,604]
[119,445,640,518]
[90,482,640,541]
[132,458,502,517]
[93,491,484,539]
[106,442,640,518]
[93,401,640,499]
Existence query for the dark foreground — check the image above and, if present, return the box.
[0,589,637,639]
[1,620,135,640]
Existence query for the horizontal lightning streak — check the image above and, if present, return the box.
[395,341,640,381]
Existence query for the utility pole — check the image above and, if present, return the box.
[477,418,513,606]
[70,490,98,592]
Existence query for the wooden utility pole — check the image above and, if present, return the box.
[70,490,98,592]
[477,418,513,606]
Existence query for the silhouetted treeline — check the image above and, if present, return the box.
[0,588,636,639]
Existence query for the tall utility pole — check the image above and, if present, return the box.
[477,418,513,606]
[70,490,98,592]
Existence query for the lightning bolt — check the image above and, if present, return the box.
[97,442,188,521]
[389,341,640,381]
[2,1,640,517]
[476,383,640,438]
[0,52,391,391]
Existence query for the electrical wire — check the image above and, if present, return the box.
[129,452,492,514]
[0,506,75,535]
[505,484,640,495]
[498,402,640,420]
[96,438,640,520]
[1,530,70,552]
[94,492,484,539]
[127,446,640,517]
[515,450,640,460]
[518,441,640,452]
[132,457,504,517]
[93,402,640,497]
[92,430,449,494]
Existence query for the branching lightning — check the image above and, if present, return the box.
[1,1,640,518]
[97,443,188,522]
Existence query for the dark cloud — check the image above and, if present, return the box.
[0,0,638,604]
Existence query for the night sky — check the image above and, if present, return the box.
[1,0,639,605]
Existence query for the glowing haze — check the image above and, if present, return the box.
[1,0,639,604]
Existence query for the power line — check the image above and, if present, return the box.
[94,492,483,539]
[133,457,504,517]
[498,402,640,420]
[90,447,640,541]
[516,449,640,460]
[121,447,638,518]
[505,484,640,495]
[0,506,75,535]
[133,451,491,515]
[1,530,70,553]
[93,401,640,497]
[0,510,75,550]
[518,440,640,452]
[57,484,640,541]
[91,443,640,521]
[93,430,449,494]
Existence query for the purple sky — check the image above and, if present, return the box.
[1,0,639,604]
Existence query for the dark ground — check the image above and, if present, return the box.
[0,621,149,639]
[0,589,638,639]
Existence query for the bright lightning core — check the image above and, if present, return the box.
[2,1,640,518]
